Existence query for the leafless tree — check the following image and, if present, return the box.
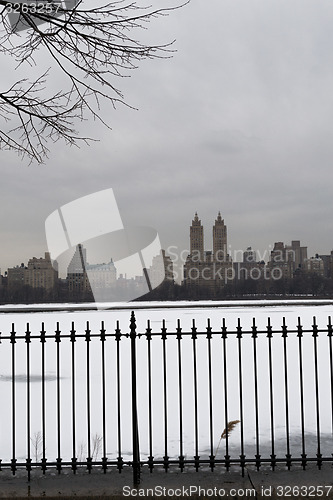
[0,0,184,163]
[31,430,43,463]
[91,432,102,461]
[77,440,86,464]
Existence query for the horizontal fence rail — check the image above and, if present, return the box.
[0,313,332,484]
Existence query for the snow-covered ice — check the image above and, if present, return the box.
[0,300,332,466]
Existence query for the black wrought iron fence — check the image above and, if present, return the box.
[0,312,332,485]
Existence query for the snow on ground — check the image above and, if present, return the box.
[0,300,332,465]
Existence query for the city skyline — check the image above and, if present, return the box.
[2,210,331,278]
[2,211,332,301]
[0,203,330,276]
[1,0,333,275]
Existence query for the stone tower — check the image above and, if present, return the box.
[190,212,204,261]
[213,212,227,261]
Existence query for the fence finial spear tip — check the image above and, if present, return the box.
[130,311,136,333]
[131,311,135,320]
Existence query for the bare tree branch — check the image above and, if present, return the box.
[0,0,186,163]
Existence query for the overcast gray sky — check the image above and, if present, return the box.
[1,0,333,275]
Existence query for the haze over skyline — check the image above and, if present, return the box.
[1,0,333,273]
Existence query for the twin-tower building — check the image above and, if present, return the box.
[184,212,233,290]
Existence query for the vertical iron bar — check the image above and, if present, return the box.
[130,312,140,485]
[55,322,62,474]
[252,318,260,470]
[176,319,184,472]
[206,318,214,471]
[100,321,107,473]
[10,323,16,476]
[328,316,333,458]
[222,318,230,471]
[40,322,47,473]
[237,318,245,476]
[115,320,123,473]
[297,317,306,470]
[85,321,92,472]
[192,319,199,471]
[282,317,291,470]
[162,319,169,472]
[312,317,322,469]
[26,324,31,481]
[267,318,276,471]
[70,321,77,473]
[146,320,154,472]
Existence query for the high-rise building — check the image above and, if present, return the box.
[213,212,227,261]
[233,246,259,281]
[318,253,332,278]
[67,244,118,298]
[7,263,26,290]
[304,256,325,276]
[285,240,307,269]
[8,253,58,291]
[190,212,204,261]
[67,244,90,293]
[67,244,87,274]
[269,241,307,279]
[184,213,232,291]
[148,249,174,289]
[243,247,257,263]
[87,260,117,290]
[25,252,58,290]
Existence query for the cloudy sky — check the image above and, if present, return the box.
[1,0,333,276]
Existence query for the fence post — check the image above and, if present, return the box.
[130,311,140,485]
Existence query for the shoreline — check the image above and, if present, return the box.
[0,298,333,314]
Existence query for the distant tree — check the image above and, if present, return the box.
[0,0,183,162]
[309,274,325,296]
[269,276,286,296]
[31,431,43,463]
